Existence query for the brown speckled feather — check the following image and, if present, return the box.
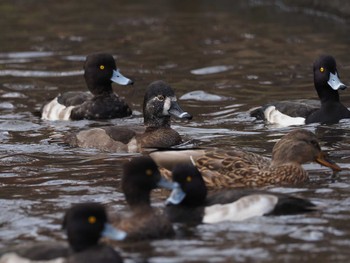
[153,129,340,189]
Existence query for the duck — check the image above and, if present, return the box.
[250,55,350,126]
[165,163,318,224]
[150,129,341,189]
[65,80,192,152]
[0,203,126,263]
[109,156,176,241]
[41,53,133,121]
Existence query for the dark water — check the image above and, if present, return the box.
[1,0,350,262]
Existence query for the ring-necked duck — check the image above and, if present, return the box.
[150,129,341,189]
[110,156,175,240]
[250,55,350,126]
[165,163,318,224]
[65,80,192,152]
[0,203,125,263]
[41,53,133,121]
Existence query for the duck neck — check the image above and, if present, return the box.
[87,83,113,96]
[68,233,97,252]
[124,190,152,210]
[144,115,171,128]
[315,81,340,104]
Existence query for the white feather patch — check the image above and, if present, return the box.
[41,97,74,121]
[264,106,305,127]
[162,97,171,115]
[202,194,278,224]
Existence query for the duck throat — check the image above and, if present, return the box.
[86,82,113,96]
[144,115,171,128]
[124,189,152,210]
[315,82,340,104]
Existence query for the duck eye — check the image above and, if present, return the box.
[145,169,153,176]
[186,176,192,182]
[310,140,320,149]
[99,65,105,70]
[157,95,165,101]
[88,216,97,224]
[320,67,324,73]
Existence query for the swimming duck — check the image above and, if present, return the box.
[150,129,341,189]
[165,163,318,224]
[250,55,350,126]
[0,203,126,263]
[65,80,192,152]
[110,156,175,241]
[41,53,133,121]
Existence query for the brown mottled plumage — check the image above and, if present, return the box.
[151,129,341,189]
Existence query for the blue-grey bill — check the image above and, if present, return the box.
[168,101,192,119]
[165,182,186,205]
[157,177,176,190]
[328,72,346,90]
[111,69,133,85]
[101,223,127,241]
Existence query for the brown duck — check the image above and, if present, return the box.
[150,129,341,189]
[109,156,175,241]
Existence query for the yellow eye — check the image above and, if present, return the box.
[320,67,324,73]
[146,169,153,176]
[88,216,97,224]
[186,176,192,182]
[157,95,165,101]
[100,65,105,70]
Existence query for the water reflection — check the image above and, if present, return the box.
[1,0,350,262]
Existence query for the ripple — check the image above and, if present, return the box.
[0,51,55,59]
[190,65,233,75]
[0,70,83,77]
[180,90,230,102]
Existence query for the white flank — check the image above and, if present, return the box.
[202,194,278,224]
[264,106,305,127]
[0,252,64,263]
[41,97,74,121]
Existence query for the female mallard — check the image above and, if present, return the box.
[150,129,341,189]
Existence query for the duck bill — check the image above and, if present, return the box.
[328,72,347,91]
[101,223,127,241]
[168,101,192,120]
[157,177,177,190]
[316,152,341,172]
[165,182,186,205]
[111,69,134,85]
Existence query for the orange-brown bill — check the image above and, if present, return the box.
[316,152,341,172]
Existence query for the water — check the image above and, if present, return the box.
[1,0,350,262]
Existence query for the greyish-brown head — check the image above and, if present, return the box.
[271,129,341,171]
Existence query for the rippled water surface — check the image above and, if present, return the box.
[1,0,350,262]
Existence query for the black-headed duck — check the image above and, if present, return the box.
[41,53,133,121]
[165,163,318,224]
[65,80,192,152]
[110,156,175,241]
[251,55,350,126]
[150,129,341,189]
[0,203,125,263]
